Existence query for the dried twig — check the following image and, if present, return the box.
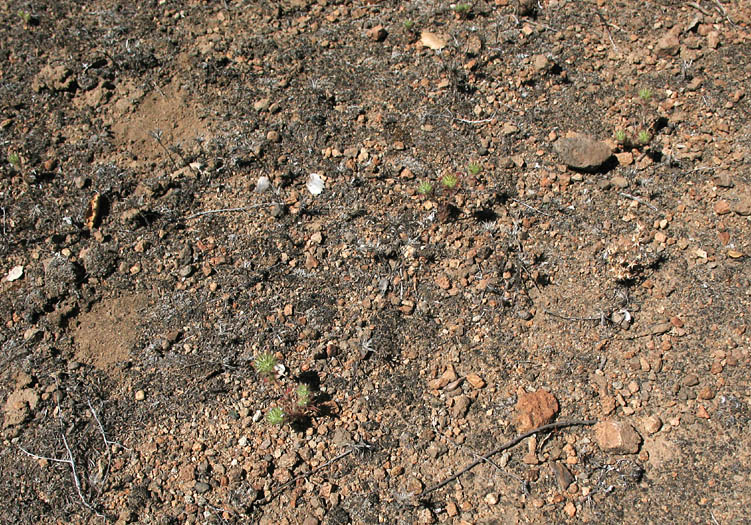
[18,397,105,517]
[594,9,619,54]
[419,419,596,497]
[617,192,660,213]
[254,441,372,507]
[687,1,712,16]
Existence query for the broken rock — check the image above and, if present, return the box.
[514,389,559,432]
[595,420,642,454]
[553,134,613,171]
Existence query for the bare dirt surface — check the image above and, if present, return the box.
[2,1,751,523]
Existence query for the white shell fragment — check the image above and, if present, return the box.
[6,265,23,282]
[255,176,271,193]
[306,173,325,196]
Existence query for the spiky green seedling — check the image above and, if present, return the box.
[418,181,433,195]
[637,130,651,145]
[7,152,20,167]
[638,87,652,101]
[467,162,481,175]
[403,20,414,31]
[266,407,285,425]
[255,352,278,378]
[614,130,627,144]
[453,3,471,16]
[295,384,312,408]
[441,173,459,190]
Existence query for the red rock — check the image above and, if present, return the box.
[514,389,559,432]
[594,420,642,454]
[714,200,731,215]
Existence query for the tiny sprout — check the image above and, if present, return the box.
[7,152,20,167]
[266,407,285,425]
[441,173,459,190]
[638,87,652,101]
[295,384,312,407]
[614,130,627,144]
[467,162,481,175]
[403,20,414,31]
[254,352,278,378]
[18,11,31,24]
[453,3,471,15]
[418,181,433,195]
[637,130,651,144]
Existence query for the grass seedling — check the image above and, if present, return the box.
[254,352,278,380]
[7,152,20,168]
[637,130,651,145]
[403,20,415,31]
[17,11,31,24]
[614,130,627,144]
[638,87,652,102]
[467,162,481,176]
[453,3,471,17]
[441,173,459,190]
[418,181,433,195]
[266,407,285,425]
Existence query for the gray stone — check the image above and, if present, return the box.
[554,135,613,170]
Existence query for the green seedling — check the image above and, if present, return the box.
[295,384,312,408]
[18,11,31,24]
[254,352,278,379]
[403,20,415,31]
[441,173,459,190]
[7,152,20,168]
[467,162,481,176]
[637,130,651,145]
[614,130,627,144]
[418,181,433,195]
[453,3,471,16]
[638,87,652,102]
[266,407,285,425]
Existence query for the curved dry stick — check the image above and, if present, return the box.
[419,419,597,497]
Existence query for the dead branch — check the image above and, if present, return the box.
[419,419,596,497]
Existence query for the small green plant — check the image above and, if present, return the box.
[295,384,312,408]
[266,407,285,425]
[453,3,471,16]
[614,130,627,144]
[7,152,20,168]
[441,173,459,190]
[254,352,278,379]
[17,11,31,24]
[403,20,415,31]
[638,87,652,102]
[467,162,481,176]
[637,130,651,145]
[418,181,433,195]
[255,352,318,426]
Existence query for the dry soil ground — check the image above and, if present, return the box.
[1,0,751,524]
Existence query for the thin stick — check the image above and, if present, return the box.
[419,420,596,497]
[88,399,129,451]
[687,2,712,16]
[594,9,619,54]
[254,448,355,506]
[617,192,660,213]
[510,198,553,217]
